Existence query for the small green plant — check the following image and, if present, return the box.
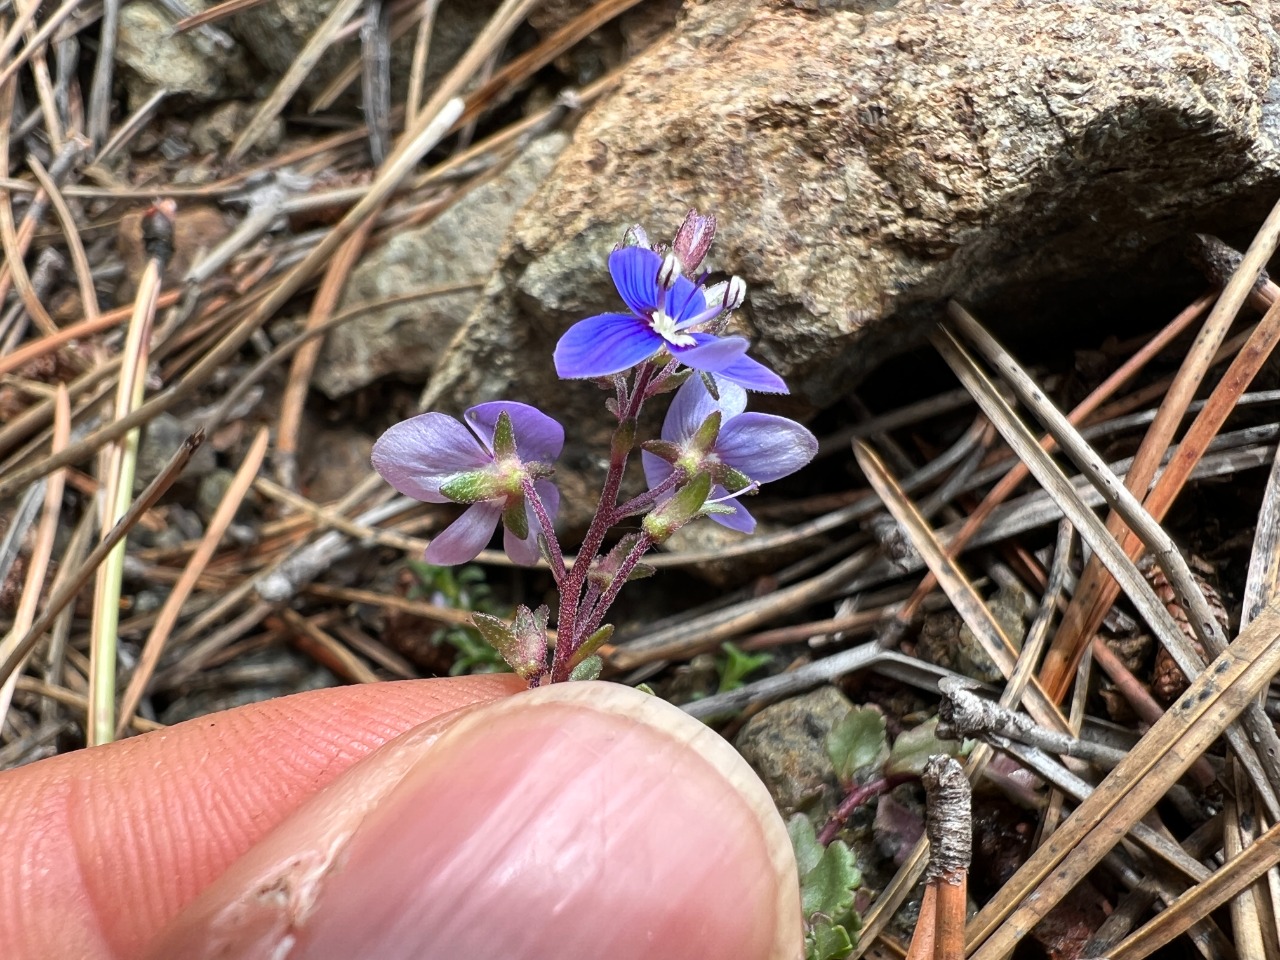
[714,641,772,693]
[788,814,862,960]
[406,561,510,675]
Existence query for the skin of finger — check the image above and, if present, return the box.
[148,682,804,960]
[0,674,525,960]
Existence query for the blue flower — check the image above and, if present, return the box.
[372,402,563,566]
[642,376,817,533]
[554,246,787,393]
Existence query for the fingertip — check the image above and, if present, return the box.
[150,683,803,960]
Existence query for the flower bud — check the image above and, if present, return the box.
[673,209,716,272]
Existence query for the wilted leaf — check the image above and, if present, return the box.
[884,716,963,777]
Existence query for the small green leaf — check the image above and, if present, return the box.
[569,654,603,681]
[569,624,614,670]
[716,642,771,693]
[806,920,853,960]
[801,840,860,922]
[788,814,823,876]
[885,717,964,777]
[826,708,889,784]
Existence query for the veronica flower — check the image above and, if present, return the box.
[554,246,787,393]
[641,376,817,533]
[372,402,563,566]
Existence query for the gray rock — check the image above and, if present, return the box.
[116,0,254,109]
[190,101,284,155]
[423,0,1280,424]
[734,685,854,815]
[315,133,571,397]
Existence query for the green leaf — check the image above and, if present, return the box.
[801,840,861,921]
[569,624,614,670]
[826,708,889,784]
[716,642,771,693]
[788,814,823,876]
[885,717,964,777]
[569,655,603,681]
[806,920,853,960]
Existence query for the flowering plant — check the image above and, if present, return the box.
[373,211,817,685]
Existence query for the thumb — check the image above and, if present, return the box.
[146,681,803,960]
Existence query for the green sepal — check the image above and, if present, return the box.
[642,472,712,543]
[720,466,753,493]
[569,624,614,670]
[439,471,504,503]
[491,411,517,460]
[569,655,603,681]
[502,496,529,540]
[640,439,681,465]
[612,418,637,458]
[471,606,548,680]
[471,611,515,652]
[690,409,722,454]
[626,562,655,581]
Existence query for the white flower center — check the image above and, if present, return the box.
[649,308,696,348]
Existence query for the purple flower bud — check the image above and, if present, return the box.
[672,209,717,272]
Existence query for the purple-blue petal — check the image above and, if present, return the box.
[424,500,503,565]
[661,374,747,443]
[670,333,749,373]
[708,485,757,534]
[665,272,708,326]
[465,402,565,462]
[608,247,663,317]
[714,352,789,394]
[716,413,818,483]
[372,412,492,503]
[554,313,662,379]
[641,448,676,491]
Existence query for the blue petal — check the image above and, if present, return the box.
[555,313,662,379]
[713,352,789,394]
[425,500,503,565]
[608,247,663,317]
[661,375,747,444]
[466,402,565,462]
[372,413,491,503]
[717,413,818,483]
[707,484,756,533]
[641,448,676,491]
[665,273,708,326]
[670,333,749,373]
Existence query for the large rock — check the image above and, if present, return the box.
[116,0,254,109]
[422,0,1280,424]
[315,133,571,397]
